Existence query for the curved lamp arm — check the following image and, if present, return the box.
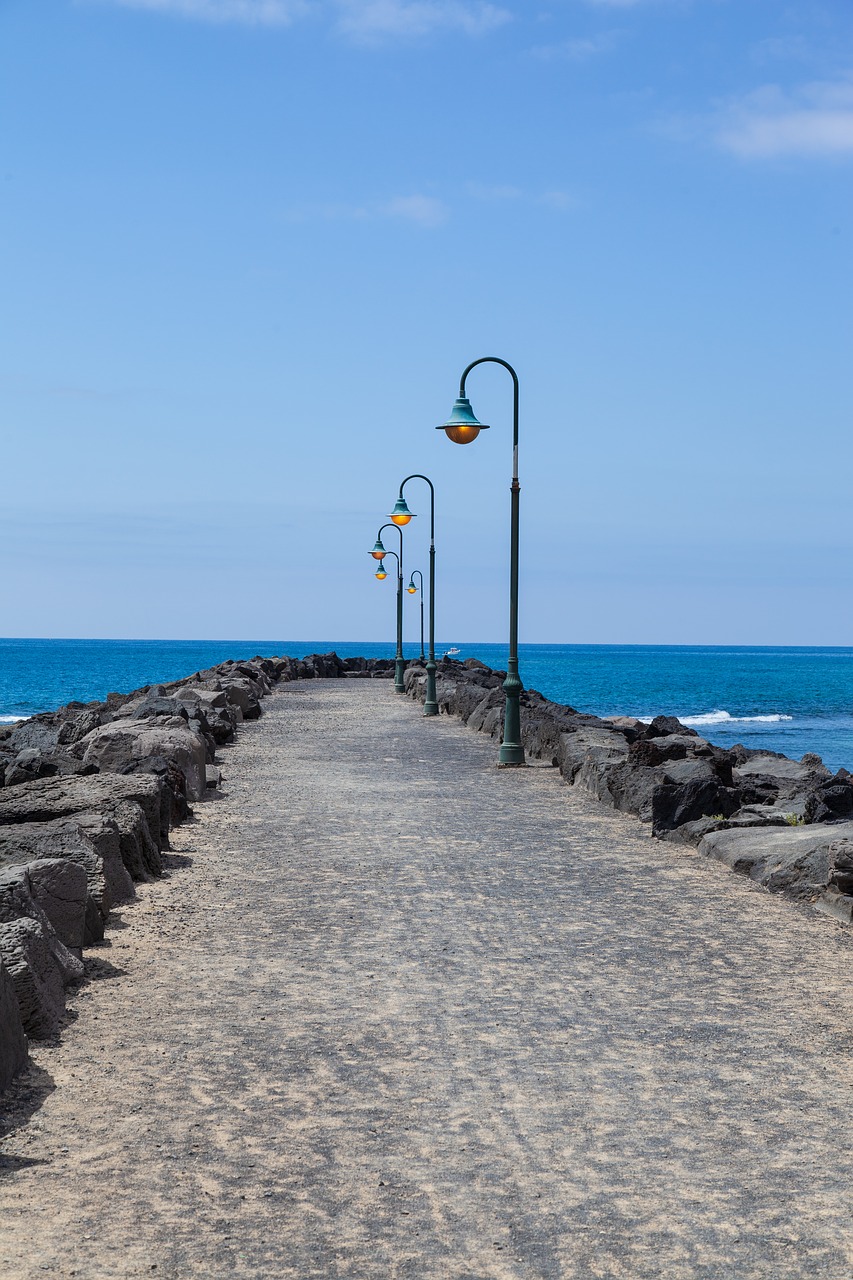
[399,474,435,542]
[460,358,519,479]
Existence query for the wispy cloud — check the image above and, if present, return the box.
[531,30,619,61]
[97,0,510,36]
[382,193,448,226]
[716,77,853,158]
[103,0,308,24]
[286,182,574,225]
[538,189,576,210]
[335,0,510,42]
[467,182,523,200]
[286,193,449,227]
[750,35,814,67]
[467,181,577,210]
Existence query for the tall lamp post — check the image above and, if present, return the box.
[407,571,425,660]
[437,357,525,765]
[387,474,438,717]
[369,522,406,693]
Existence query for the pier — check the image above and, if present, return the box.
[3,678,853,1277]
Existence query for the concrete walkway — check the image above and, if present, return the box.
[3,680,853,1279]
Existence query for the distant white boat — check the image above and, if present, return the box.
[443,647,461,657]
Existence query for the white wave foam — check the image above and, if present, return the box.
[679,710,793,727]
[0,714,28,723]
[637,709,792,727]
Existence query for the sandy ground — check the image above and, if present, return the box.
[2,679,853,1279]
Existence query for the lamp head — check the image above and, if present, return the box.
[369,538,387,560]
[374,563,388,580]
[407,579,417,594]
[436,395,490,445]
[389,495,415,526]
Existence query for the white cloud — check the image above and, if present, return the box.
[286,193,448,227]
[334,0,510,41]
[104,0,308,23]
[382,194,449,226]
[717,77,853,158]
[750,35,813,66]
[537,189,576,210]
[95,0,510,36]
[467,182,523,199]
[467,182,576,210]
[286,183,574,224]
[531,31,618,60]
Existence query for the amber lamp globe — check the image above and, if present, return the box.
[436,396,490,445]
[389,496,415,526]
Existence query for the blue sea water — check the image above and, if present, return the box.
[2,639,853,772]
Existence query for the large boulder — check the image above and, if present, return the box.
[0,870,84,1037]
[698,821,853,899]
[0,818,131,944]
[214,680,261,719]
[0,773,167,852]
[56,707,102,745]
[70,810,137,898]
[303,652,346,679]
[643,715,699,740]
[171,687,239,743]
[18,859,88,953]
[564,729,631,784]
[467,688,506,736]
[116,755,190,827]
[579,758,659,819]
[80,718,208,800]
[522,695,607,766]
[736,752,830,782]
[652,776,740,836]
[4,748,60,788]
[0,775,165,886]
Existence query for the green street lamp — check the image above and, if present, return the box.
[407,570,425,661]
[437,357,525,765]
[389,474,438,717]
[370,522,406,692]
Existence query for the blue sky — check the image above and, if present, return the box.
[1,0,851,644]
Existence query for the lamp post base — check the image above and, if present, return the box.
[423,659,438,716]
[394,657,407,693]
[500,660,525,766]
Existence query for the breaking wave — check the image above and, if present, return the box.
[0,714,28,723]
[678,710,793,727]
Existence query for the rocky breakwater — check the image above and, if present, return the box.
[405,657,853,928]
[0,650,394,1092]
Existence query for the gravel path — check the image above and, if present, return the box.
[3,679,853,1279]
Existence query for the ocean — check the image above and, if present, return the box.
[1,639,853,772]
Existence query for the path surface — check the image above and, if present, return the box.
[3,681,853,1279]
